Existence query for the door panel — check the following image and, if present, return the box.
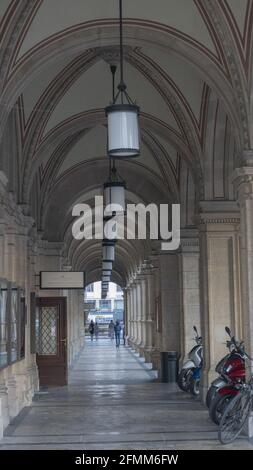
[36,297,67,386]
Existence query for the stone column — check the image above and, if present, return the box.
[0,397,3,439]
[198,202,242,397]
[6,375,19,419]
[139,277,147,351]
[0,220,5,279]
[136,279,143,347]
[145,272,156,355]
[0,379,9,430]
[179,229,201,364]
[128,286,134,343]
[132,282,138,345]
[232,151,253,437]
[159,252,181,354]
[123,288,128,339]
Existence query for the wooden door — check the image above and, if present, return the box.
[36,297,67,386]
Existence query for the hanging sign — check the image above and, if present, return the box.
[40,271,85,289]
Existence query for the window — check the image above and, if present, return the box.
[100,299,111,310]
[114,300,124,310]
[10,287,18,363]
[19,293,26,359]
[0,282,27,370]
[0,280,8,368]
[36,305,58,355]
[86,284,94,292]
[116,285,122,292]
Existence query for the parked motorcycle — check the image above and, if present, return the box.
[205,340,235,408]
[177,326,202,393]
[209,327,245,425]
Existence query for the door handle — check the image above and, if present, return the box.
[60,338,67,347]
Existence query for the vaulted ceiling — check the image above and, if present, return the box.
[0,0,252,284]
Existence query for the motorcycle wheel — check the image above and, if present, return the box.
[206,385,218,408]
[177,368,193,392]
[189,377,200,397]
[209,393,233,425]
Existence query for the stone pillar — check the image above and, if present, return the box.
[136,279,143,347]
[0,379,9,429]
[132,282,138,344]
[198,202,242,397]
[0,220,5,278]
[232,151,253,437]
[140,278,147,351]
[145,272,156,355]
[6,375,19,419]
[179,229,201,364]
[159,252,181,354]
[128,286,134,342]
[0,397,3,439]
[124,288,128,339]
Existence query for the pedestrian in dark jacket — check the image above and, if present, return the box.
[114,320,121,349]
[89,320,95,341]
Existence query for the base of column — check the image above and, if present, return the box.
[200,367,218,403]
[0,398,3,439]
[246,413,253,439]
[127,340,157,369]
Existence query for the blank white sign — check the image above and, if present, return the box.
[40,271,85,289]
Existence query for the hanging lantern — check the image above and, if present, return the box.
[102,240,115,261]
[104,182,125,215]
[102,274,110,282]
[105,0,140,159]
[103,261,113,271]
[106,104,140,158]
[104,163,126,215]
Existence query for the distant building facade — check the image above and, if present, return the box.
[84,282,124,324]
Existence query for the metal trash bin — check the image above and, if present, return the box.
[160,351,178,383]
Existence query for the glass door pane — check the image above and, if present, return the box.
[36,306,59,356]
[0,280,8,368]
[10,288,18,362]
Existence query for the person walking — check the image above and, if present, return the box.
[121,321,125,346]
[114,320,121,349]
[94,321,99,341]
[108,320,115,341]
[89,319,95,341]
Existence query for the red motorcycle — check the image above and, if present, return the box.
[209,327,245,425]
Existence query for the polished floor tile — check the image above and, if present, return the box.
[0,339,252,450]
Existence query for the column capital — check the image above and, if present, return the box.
[232,166,253,203]
[180,228,199,253]
[238,149,253,167]
[197,200,240,226]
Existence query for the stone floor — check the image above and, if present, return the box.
[0,339,252,450]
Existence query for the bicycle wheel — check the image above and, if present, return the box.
[218,390,251,445]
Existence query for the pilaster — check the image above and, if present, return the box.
[198,201,241,396]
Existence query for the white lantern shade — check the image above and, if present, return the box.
[104,182,125,214]
[102,242,115,261]
[102,271,111,279]
[106,104,140,158]
[102,261,113,271]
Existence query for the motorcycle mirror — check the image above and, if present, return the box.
[225,326,231,336]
